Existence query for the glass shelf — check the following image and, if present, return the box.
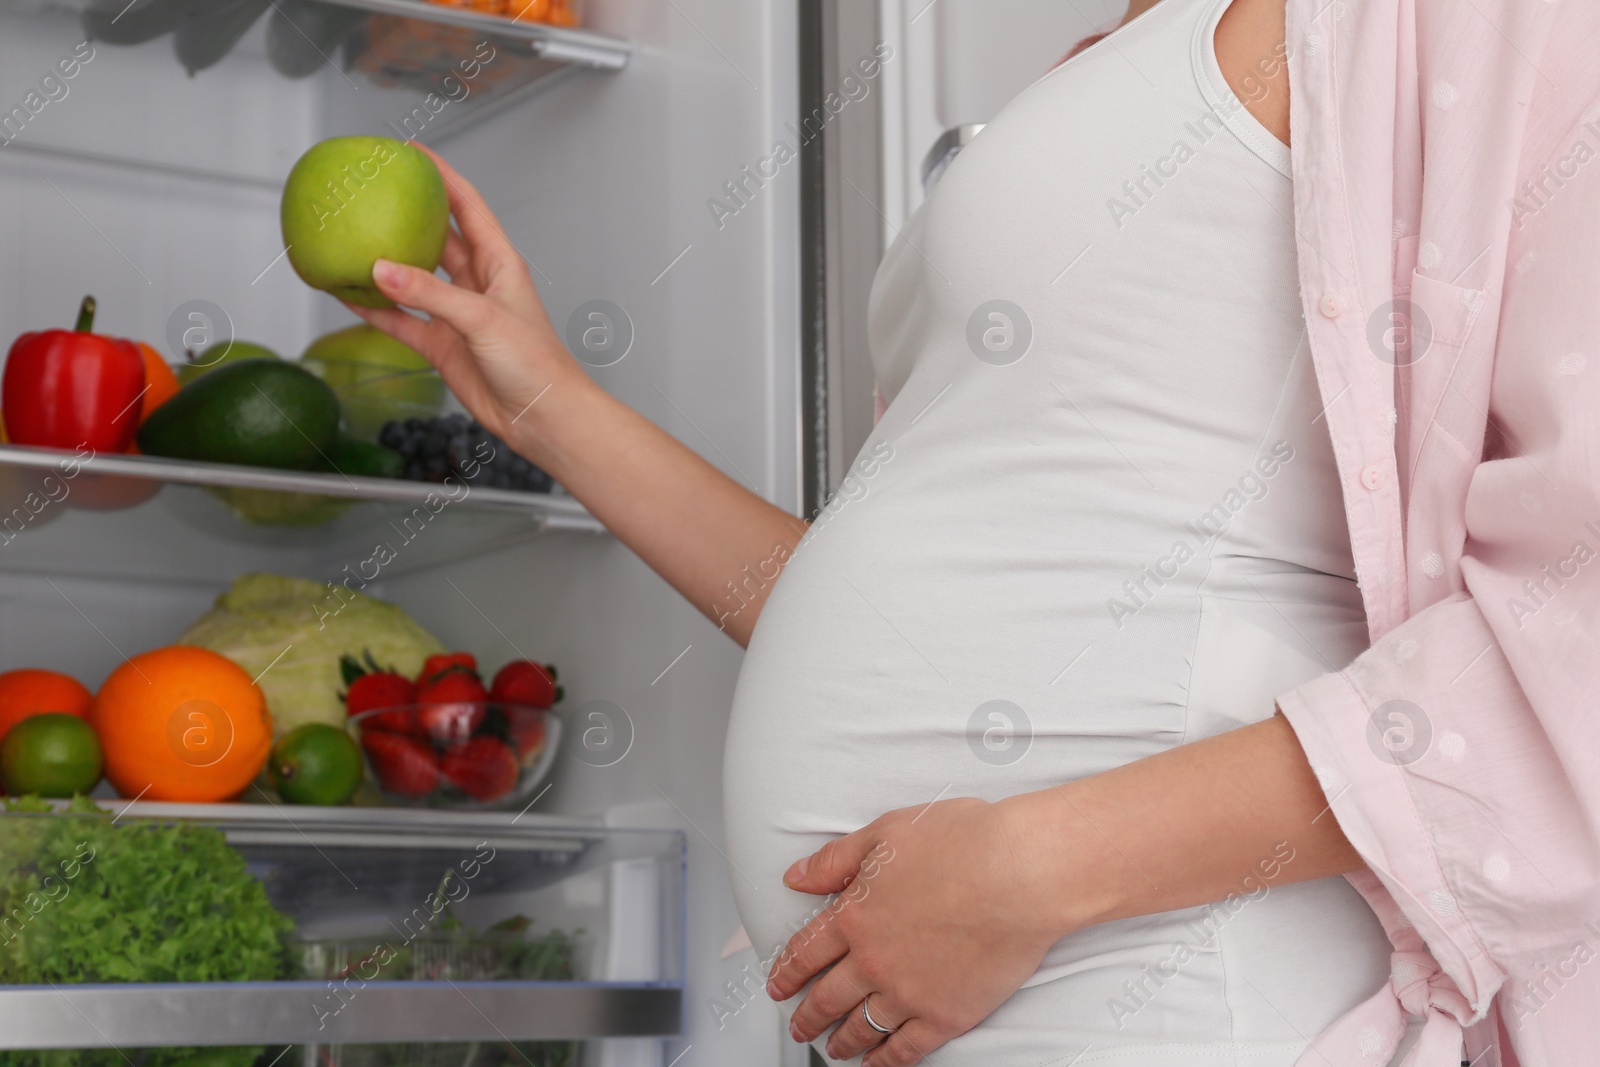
[0,443,604,533]
[1,0,631,147]
[0,804,684,1049]
[20,0,633,70]
[322,0,629,66]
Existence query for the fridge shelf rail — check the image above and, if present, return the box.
[0,981,682,1048]
[0,443,605,532]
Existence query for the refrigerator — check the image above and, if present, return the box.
[0,1,1125,1065]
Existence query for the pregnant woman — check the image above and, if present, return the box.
[351,0,1600,1063]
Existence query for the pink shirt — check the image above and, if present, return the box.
[1053,3,1600,1064]
[1217,1,1596,1064]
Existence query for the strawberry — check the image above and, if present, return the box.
[441,737,520,802]
[415,670,488,741]
[345,672,418,734]
[490,660,558,709]
[419,652,479,685]
[360,731,440,797]
[504,712,547,760]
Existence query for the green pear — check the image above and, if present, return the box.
[178,340,282,383]
[280,136,448,309]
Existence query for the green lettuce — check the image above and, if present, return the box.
[0,797,293,984]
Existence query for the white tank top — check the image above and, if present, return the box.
[724,0,1397,1061]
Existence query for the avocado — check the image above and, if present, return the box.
[137,359,341,470]
[320,433,404,480]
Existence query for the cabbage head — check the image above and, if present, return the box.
[179,573,444,735]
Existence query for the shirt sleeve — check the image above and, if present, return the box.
[1276,86,1600,1017]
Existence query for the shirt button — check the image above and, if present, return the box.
[1360,465,1383,490]
[1319,294,1343,318]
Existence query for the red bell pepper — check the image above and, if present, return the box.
[2,296,146,453]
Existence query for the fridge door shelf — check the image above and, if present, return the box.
[0,804,685,1048]
[0,443,604,531]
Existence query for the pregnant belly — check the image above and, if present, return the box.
[722,527,1374,1053]
[725,538,1366,944]
[723,541,1190,965]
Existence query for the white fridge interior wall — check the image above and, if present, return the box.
[0,11,323,357]
[0,0,803,1063]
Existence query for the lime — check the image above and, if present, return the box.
[177,340,283,384]
[0,713,103,797]
[269,724,364,805]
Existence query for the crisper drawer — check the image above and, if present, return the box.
[0,802,684,1053]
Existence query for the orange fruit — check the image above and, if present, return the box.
[135,343,182,426]
[91,647,273,802]
[0,669,93,744]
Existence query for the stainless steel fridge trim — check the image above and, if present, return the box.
[919,123,985,193]
[798,0,885,516]
[0,983,682,1047]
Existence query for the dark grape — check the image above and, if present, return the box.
[377,416,557,494]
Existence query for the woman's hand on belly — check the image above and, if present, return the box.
[766,796,1080,1065]
[767,715,1366,1066]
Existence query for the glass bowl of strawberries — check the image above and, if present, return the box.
[345,653,562,808]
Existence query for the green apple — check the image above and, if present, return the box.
[178,340,282,383]
[301,324,432,375]
[302,324,446,439]
[280,136,448,309]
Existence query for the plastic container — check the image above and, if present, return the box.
[350,703,560,809]
[300,359,448,443]
[0,803,685,1051]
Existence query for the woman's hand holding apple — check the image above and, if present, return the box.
[345,145,584,450]
[348,145,809,647]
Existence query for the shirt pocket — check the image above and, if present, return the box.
[1407,269,1485,351]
